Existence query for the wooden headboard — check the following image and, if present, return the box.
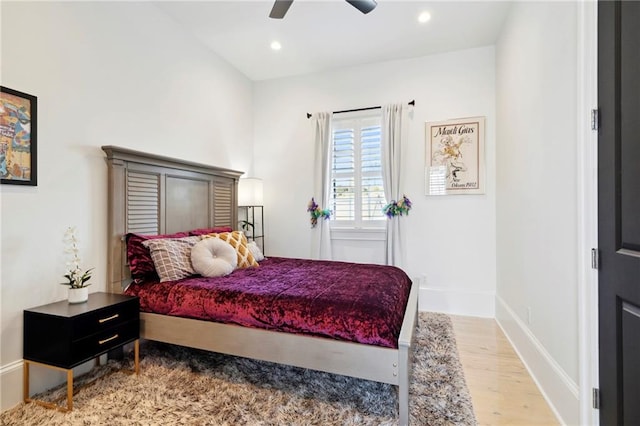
[102,146,243,293]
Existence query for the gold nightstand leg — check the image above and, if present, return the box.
[23,361,30,402]
[24,340,139,411]
[23,360,73,412]
[134,339,140,374]
[67,369,73,411]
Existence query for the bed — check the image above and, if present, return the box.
[102,145,419,425]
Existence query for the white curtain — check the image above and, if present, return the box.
[381,103,407,267]
[311,112,332,260]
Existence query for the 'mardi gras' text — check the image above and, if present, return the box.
[433,124,476,136]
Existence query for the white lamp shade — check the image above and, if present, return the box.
[238,177,263,206]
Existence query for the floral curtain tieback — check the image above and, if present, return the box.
[383,195,412,218]
[307,198,331,228]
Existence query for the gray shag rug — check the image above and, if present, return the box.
[1,313,476,425]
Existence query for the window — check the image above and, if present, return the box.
[330,112,385,228]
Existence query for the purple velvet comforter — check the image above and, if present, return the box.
[125,257,412,348]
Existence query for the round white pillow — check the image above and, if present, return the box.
[191,238,237,277]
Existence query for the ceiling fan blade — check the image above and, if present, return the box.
[346,0,377,14]
[269,0,294,19]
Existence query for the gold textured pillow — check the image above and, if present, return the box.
[204,231,259,268]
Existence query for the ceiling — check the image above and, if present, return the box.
[155,1,511,81]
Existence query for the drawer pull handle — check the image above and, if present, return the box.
[98,314,119,323]
[99,334,119,345]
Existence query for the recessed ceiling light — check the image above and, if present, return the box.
[418,11,431,24]
[270,41,282,51]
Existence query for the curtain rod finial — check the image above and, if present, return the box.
[408,100,415,106]
[307,113,312,119]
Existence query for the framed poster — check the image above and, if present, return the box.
[425,116,485,195]
[0,86,37,186]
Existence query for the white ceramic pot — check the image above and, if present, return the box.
[68,287,89,304]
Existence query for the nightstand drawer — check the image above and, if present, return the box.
[71,319,139,366]
[72,299,138,339]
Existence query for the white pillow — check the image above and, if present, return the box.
[191,238,237,277]
[247,241,265,261]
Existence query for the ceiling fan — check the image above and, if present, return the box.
[269,0,377,19]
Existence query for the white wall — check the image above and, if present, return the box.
[0,1,253,410]
[253,46,497,318]
[495,2,580,424]
[0,1,588,421]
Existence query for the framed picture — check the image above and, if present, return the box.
[425,116,485,195]
[0,86,37,186]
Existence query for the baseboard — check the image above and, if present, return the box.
[1,360,24,411]
[418,284,494,318]
[495,296,580,425]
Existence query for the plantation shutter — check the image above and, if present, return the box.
[330,113,385,226]
[332,127,355,221]
[360,123,384,221]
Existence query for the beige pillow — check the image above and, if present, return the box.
[203,231,259,268]
[142,235,201,282]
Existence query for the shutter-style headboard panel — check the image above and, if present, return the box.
[102,146,243,293]
[127,170,160,234]
[213,178,234,228]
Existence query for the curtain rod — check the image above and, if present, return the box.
[306,100,415,119]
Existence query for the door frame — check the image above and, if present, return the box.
[577,1,599,424]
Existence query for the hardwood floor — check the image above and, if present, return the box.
[450,315,559,425]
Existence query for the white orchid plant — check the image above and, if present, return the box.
[61,226,93,288]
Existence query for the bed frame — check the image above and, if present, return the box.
[102,146,419,425]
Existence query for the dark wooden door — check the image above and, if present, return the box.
[598,1,640,424]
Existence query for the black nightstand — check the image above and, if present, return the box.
[23,292,140,411]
